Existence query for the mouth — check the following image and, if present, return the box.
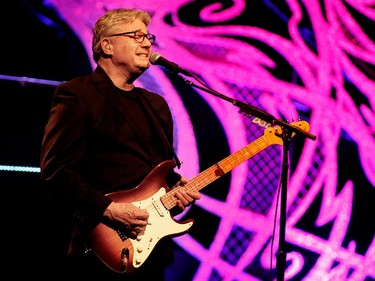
[137,53,149,58]
[136,53,150,69]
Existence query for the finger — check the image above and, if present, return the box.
[129,231,138,239]
[181,191,197,204]
[176,201,186,210]
[134,226,142,233]
[180,177,188,185]
[175,192,189,205]
[139,216,150,225]
[187,191,201,200]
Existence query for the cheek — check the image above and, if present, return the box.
[115,48,133,63]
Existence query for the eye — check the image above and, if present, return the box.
[134,31,145,39]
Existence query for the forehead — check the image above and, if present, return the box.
[116,18,147,32]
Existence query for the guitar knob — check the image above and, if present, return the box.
[137,247,143,253]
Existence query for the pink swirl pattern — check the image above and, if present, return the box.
[48,1,375,280]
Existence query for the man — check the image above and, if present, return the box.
[40,8,200,280]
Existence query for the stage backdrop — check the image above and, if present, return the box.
[0,1,374,280]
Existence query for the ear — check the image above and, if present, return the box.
[101,39,112,53]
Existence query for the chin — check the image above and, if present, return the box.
[140,64,150,70]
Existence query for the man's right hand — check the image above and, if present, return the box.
[103,202,149,239]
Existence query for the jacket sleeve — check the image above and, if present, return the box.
[40,82,112,229]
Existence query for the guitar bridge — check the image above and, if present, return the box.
[117,229,128,242]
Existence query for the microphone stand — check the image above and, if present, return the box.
[173,72,316,281]
[0,74,62,87]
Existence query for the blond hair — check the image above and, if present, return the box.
[92,8,151,62]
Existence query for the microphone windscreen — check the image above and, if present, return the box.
[149,52,161,64]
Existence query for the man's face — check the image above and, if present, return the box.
[107,19,153,74]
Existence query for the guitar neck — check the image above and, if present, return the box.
[88,121,309,274]
[161,135,272,210]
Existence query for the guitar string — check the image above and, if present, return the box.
[131,123,304,227]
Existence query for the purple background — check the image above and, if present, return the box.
[0,1,374,280]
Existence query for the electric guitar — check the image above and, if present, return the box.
[87,121,310,273]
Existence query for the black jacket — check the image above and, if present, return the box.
[40,66,180,259]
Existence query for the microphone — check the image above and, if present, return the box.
[149,52,192,76]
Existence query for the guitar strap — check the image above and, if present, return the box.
[135,92,182,169]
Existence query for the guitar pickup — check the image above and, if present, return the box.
[152,197,165,217]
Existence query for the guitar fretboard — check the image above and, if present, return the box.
[161,135,272,210]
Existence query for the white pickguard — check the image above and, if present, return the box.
[131,188,194,268]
